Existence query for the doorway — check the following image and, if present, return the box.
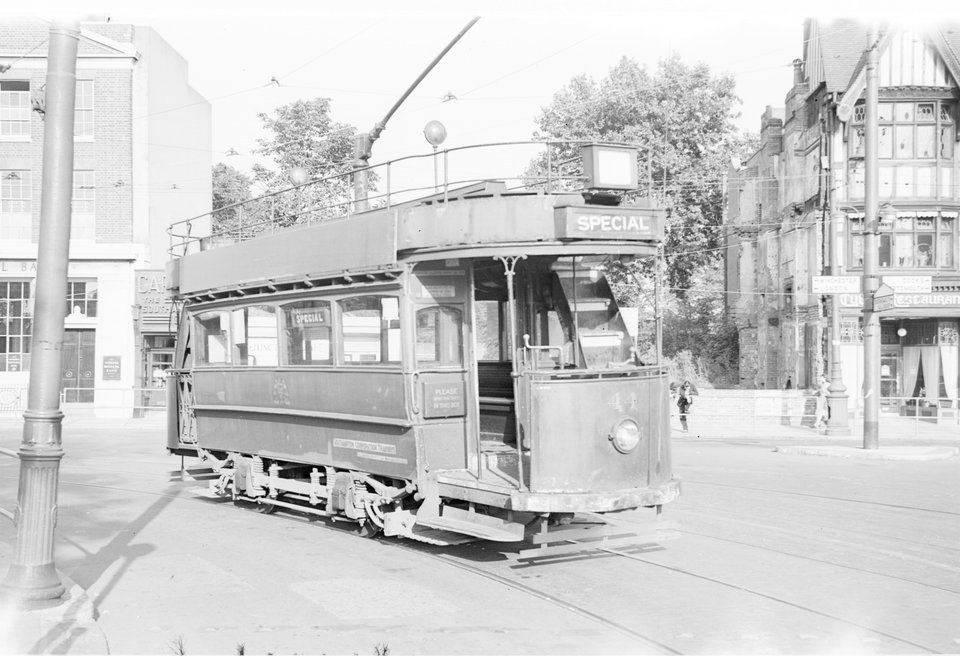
[62,329,95,403]
[880,346,900,412]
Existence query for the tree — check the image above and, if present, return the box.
[211,163,253,236]
[532,55,753,385]
[252,98,359,226]
[531,54,752,293]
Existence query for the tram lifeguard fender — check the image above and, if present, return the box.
[171,211,398,296]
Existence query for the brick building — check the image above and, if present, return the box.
[726,19,960,420]
[0,19,211,415]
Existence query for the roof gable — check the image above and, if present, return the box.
[835,24,960,123]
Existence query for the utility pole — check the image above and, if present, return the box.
[0,21,79,606]
[861,25,881,450]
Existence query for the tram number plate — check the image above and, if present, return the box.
[423,381,465,419]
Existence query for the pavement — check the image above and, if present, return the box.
[0,410,957,655]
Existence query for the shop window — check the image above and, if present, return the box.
[338,296,401,365]
[0,280,32,372]
[840,318,863,344]
[416,305,463,367]
[282,300,332,365]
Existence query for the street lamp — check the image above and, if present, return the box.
[826,207,851,436]
[288,167,309,223]
[423,120,447,192]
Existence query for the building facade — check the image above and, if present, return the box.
[0,20,210,415]
[727,20,960,420]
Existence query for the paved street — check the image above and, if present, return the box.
[1,414,958,654]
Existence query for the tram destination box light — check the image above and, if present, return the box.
[581,144,639,191]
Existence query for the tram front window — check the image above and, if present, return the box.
[547,258,637,369]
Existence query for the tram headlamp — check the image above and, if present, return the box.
[609,418,641,454]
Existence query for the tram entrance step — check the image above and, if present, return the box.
[417,505,526,542]
[480,441,526,486]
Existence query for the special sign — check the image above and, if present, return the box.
[554,206,664,241]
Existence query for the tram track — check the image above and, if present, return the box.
[594,544,942,654]
[683,478,960,517]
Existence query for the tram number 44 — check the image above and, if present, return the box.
[607,392,639,413]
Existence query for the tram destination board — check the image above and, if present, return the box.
[554,205,664,241]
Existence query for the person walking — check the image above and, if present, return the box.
[814,375,830,430]
[677,381,694,433]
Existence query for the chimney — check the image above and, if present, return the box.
[793,59,804,85]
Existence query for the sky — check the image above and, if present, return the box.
[123,1,807,182]
[12,1,960,190]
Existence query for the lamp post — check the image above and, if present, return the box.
[423,120,447,192]
[826,209,850,436]
[0,21,79,606]
[862,25,880,449]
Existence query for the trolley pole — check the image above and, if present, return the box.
[826,208,850,436]
[861,25,881,450]
[0,21,79,606]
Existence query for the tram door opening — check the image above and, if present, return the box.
[412,262,473,472]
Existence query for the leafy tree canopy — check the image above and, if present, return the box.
[533,54,753,293]
[249,98,360,227]
[211,163,253,235]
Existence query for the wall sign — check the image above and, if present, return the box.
[102,355,121,381]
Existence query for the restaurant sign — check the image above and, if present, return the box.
[840,292,960,309]
[135,270,174,327]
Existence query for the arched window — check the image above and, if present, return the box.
[416,306,463,367]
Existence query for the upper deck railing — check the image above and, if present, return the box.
[168,140,651,257]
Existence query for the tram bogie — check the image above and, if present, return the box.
[167,142,680,545]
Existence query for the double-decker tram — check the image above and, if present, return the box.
[165,141,680,545]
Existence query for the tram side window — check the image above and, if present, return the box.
[195,311,231,364]
[282,300,332,365]
[231,305,279,366]
[339,296,401,365]
[416,306,463,367]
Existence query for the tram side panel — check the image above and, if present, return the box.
[189,368,418,480]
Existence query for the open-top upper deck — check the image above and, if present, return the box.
[167,142,665,299]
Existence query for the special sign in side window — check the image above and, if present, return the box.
[283,300,332,365]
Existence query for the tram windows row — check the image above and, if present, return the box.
[193,295,464,368]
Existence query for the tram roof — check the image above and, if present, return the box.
[167,142,665,299]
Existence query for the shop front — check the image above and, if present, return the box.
[838,290,960,422]
[134,270,176,413]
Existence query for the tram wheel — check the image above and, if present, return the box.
[256,501,278,514]
[355,520,382,538]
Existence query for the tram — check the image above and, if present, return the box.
[165,141,680,544]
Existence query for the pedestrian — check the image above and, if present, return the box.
[669,382,679,416]
[677,381,694,433]
[785,376,792,390]
[814,375,830,430]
